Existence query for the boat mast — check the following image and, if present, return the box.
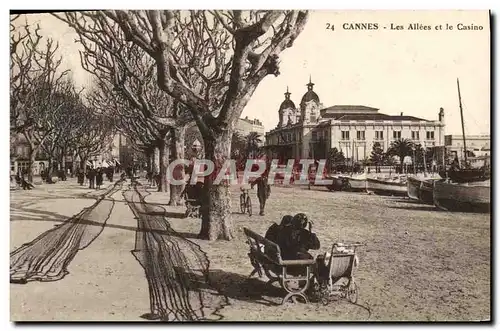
[423,147,427,176]
[457,78,468,165]
[412,148,416,174]
[351,139,355,174]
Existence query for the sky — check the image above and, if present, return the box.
[15,10,491,136]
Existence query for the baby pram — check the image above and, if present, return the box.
[311,242,364,305]
[183,182,203,218]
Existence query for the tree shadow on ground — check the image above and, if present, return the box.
[10,205,198,239]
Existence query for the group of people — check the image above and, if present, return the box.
[264,213,320,261]
[76,166,114,189]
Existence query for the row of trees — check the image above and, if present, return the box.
[51,10,309,241]
[10,15,114,183]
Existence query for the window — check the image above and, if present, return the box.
[310,111,316,123]
[341,131,350,140]
[356,131,365,140]
[393,131,401,139]
[375,131,384,140]
[411,131,420,140]
[426,131,435,140]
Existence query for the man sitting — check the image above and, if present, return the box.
[263,215,293,256]
[265,215,293,243]
[276,213,320,261]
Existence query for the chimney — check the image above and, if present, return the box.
[400,112,403,116]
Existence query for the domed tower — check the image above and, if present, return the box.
[300,76,322,123]
[278,87,297,127]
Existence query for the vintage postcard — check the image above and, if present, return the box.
[9,10,490,322]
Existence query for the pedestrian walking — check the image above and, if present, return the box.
[251,173,271,216]
[77,169,85,186]
[96,168,103,189]
[88,166,96,189]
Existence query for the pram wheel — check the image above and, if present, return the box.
[346,280,358,304]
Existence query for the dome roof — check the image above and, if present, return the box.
[279,99,296,111]
[279,87,296,111]
[300,78,320,105]
[300,90,320,105]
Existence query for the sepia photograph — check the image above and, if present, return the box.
[9,9,491,322]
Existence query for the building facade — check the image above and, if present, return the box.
[445,134,490,158]
[10,132,121,175]
[235,116,266,144]
[265,78,446,162]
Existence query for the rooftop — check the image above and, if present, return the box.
[321,112,429,122]
[240,116,264,126]
[321,105,380,114]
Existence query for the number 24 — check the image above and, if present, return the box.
[326,23,335,31]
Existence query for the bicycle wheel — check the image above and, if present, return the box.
[246,196,252,216]
[240,194,245,213]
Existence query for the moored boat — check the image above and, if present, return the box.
[367,177,407,196]
[407,176,421,200]
[338,175,367,192]
[407,176,440,204]
[433,179,490,213]
[418,179,435,204]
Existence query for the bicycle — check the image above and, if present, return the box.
[240,187,252,216]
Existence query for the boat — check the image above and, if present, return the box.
[407,176,421,200]
[438,79,491,183]
[433,179,490,213]
[338,174,367,192]
[439,166,490,184]
[407,175,441,204]
[431,79,491,213]
[419,179,435,204]
[366,177,407,196]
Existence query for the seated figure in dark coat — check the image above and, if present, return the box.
[276,213,320,261]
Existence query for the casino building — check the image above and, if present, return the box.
[264,77,446,162]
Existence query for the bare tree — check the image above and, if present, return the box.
[57,10,308,240]
[38,79,82,182]
[11,16,71,182]
[56,13,192,203]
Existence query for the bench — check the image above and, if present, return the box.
[184,199,201,218]
[243,227,316,305]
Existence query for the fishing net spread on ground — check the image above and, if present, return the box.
[123,181,228,321]
[10,180,124,283]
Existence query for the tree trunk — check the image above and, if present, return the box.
[198,131,234,241]
[158,138,169,193]
[72,150,79,176]
[153,147,160,172]
[46,156,53,183]
[146,151,152,173]
[61,146,66,176]
[27,145,36,183]
[169,126,186,206]
[82,155,88,174]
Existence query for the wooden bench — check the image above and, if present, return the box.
[243,227,316,304]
